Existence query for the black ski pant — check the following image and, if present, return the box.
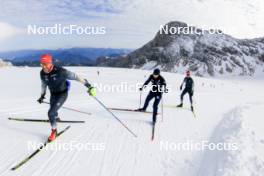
[48,91,68,129]
[180,88,193,105]
[142,92,162,123]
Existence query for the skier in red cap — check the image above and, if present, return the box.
[177,70,194,111]
[40,54,52,64]
[38,54,96,141]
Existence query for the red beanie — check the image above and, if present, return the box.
[40,54,52,64]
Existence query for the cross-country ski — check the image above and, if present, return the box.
[151,123,155,141]
[11,125,71,171]
[8,117,85,123]
[108,107,159,114]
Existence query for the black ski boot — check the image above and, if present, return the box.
[55,117,61,122]
[136,108,146,112]
[151,119,156,140]
[177,103,183,107]
[152,113,157,126]
[191,106,194,112]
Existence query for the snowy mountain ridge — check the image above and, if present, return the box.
[98,21,264,77]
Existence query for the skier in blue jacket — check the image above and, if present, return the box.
[37,54,96,141]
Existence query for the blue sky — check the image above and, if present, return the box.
[0,0,263,52]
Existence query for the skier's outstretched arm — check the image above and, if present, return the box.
[65,70,96,96]
[64,70,86,83]
[143,76,151,86]
[140,76,151,91]
[37,80,47,103]
[180,78,186,90]
[41,80,47,95]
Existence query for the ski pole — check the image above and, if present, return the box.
[161,96,164,122]
[43,101,92,115]
[139,91,142,108]
[92,97,137,138]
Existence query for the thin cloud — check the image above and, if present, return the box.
[0,22,22,41]
[0,0,263,51]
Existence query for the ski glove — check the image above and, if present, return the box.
[87,87,96,97]
[37,94,45,104]
[139,85,147,91]
[84,79,91,88]
[84,79,96,96]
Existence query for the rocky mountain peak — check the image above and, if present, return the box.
[98,21,264,77]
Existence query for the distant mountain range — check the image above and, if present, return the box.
[97,21,264,77]
[0,48,132,66]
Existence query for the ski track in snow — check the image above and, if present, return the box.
[0,67,264,176]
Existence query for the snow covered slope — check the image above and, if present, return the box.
[0,67,263,176]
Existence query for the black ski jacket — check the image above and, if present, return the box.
[40,66,80,95]
[143,74,166,93]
